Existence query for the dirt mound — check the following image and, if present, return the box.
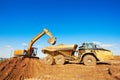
[0,56,120,80]
[0,58,46,80]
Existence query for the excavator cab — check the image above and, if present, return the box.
[18,47,38,57]
[31,47,38,56]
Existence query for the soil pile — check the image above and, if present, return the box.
[0,56,120,80]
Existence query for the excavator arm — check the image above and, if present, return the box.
[27,28,56,55]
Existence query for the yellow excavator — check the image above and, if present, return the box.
[14,28,56,57]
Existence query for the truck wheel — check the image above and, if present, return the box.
[55,55,65,65]
[45,55,54,65]
[83,55,96,66]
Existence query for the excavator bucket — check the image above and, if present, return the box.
[48,37,56,45]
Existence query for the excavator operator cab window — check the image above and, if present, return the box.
[32,47,38,56]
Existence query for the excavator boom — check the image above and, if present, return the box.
[27,28,56,55]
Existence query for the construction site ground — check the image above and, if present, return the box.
[0,56,120,80]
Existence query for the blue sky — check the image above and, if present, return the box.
[0,0,120,58]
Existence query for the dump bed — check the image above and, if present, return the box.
[42,44,78,56]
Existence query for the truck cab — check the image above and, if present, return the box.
[79,43,114,65]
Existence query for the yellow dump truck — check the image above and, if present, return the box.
[42,43,114,65]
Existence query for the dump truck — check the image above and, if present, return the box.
[14,28,56,57]
[42,43,114,65]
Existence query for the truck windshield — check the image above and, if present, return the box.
[82,43,102,49]
[83,43,96,49]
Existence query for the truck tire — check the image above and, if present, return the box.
[83,55,96,66]
[55,55,65,65]
[45,55,54,65]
